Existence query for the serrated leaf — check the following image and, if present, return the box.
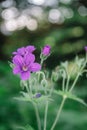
[75,56,85,68]
[34,95,53,103]
[14,92,32,102]
[68,94,87,107]
[14,91,53,104]
[61,61,68,69]
[14,97,32,102]
[54,90,87,107]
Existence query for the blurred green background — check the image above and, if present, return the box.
[0,0,87,130]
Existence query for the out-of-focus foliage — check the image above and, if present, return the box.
[0,0,87,130]
[0,0,87,64]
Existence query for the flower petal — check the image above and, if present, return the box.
[26,45,36,53]
[30,63,41,72]
[20,71,30,80]
[17,47,25,55]
[24,53,35,65]
[13,66,21,74]
[12,55,23,65]
[12,51,17,55]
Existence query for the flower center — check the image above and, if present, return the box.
[22,65,28,71]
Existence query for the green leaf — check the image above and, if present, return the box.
[75,56,85,68]
[33,95,53,103]
[14,92,32,102]
[61,61,68,70]
[14,92,53,103]
[54,90,87,107]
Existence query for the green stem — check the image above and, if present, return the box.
[86,52,87,62]
[50,96,66,130]
[25,84,30,93]
[69,61,86,92]
[28,80,32,94]
[65,76,70,92]
[62,76,65,91]
[69,73,80,92]
[41,59,44,66]
[44,101,49,130]
[33,102,42,130]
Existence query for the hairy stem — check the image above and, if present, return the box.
[41,59,44,66]
[69,73,80,92]
[44,101,49,130]
[65,76,70,91]
[69,61,86,92]
[25,84,30,93]
[62,76,65,91]
[50,96,66,130]
[33,103,42,130]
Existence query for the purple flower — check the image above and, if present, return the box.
[13,45,36,56]
[84,46,87,52]
[12,53,41,80]
[42,45,51,56]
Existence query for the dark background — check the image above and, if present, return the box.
[0,0,87,130]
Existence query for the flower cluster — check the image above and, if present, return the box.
[12,45,41,80]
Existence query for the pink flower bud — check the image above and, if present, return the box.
[85,46,87,52]
[42,45,51,56]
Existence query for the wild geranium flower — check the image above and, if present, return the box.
[13,45,35,56]
[84,46,87,52]
[42,45,51,56]
[12,53,41,80]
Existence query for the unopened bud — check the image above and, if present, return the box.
[51,72,58,82]
[41,79,47,87]
[35,93,42,98]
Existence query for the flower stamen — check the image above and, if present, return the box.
[22,65,28,71]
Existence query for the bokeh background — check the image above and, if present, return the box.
[0,0,87,130]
